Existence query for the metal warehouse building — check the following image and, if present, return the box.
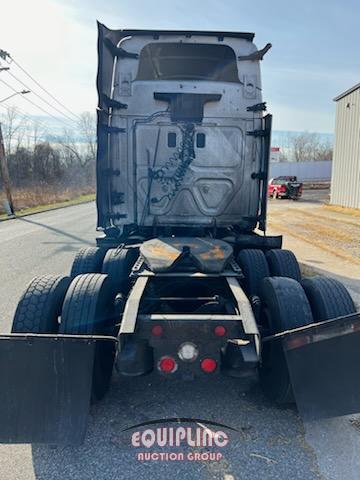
[331,83,360,208]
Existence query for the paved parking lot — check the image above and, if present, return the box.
[0,202,359,479]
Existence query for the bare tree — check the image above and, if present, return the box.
[78,112,96,164]
[313,140,333,161]
[289,132,333,162]
[2,106,27,154]
[59,112,96,169]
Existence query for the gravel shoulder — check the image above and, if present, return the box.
[267,189,360,304]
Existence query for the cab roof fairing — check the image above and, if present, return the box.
[96,22,258,113]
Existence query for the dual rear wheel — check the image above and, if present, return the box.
[70,246,137,295]
[12,272,119,400]
[260,275,356,404]
[12,245,138,400]
[237,248,356,404]
[237,248,301,298]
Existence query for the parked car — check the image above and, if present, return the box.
[268,176,303,200]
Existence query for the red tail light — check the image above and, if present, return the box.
[152,325,163,336]
[214,325,226,337]
[158,356,177,373]
[201,358,217,373]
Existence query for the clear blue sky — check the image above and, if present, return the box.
[1,0,359,133]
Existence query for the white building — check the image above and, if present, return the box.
[331,83,360,209]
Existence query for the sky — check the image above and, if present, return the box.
[0,0,359,134]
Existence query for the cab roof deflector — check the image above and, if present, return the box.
[97,23,255,42]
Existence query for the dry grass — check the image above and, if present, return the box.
[0,185,95,215]
[300,221,358,244]
[268,219,360,265]
[283,206,360,228]
[0,194,95,220]
[323,204,360,217]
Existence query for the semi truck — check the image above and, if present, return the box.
[0,23,359,445]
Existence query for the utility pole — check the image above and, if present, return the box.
[0,122,15,216]
[0,63,29,216]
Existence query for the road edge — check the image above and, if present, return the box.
[0,196,95,223]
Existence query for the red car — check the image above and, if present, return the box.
[268,176,303,200]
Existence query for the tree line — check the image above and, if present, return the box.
[1,107,96,191]
[276,132,333,162]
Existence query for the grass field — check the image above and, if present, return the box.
[0,192,95,221]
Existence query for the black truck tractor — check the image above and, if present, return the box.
[0,24,358,445]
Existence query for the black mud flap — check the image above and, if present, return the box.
[280,312,360,420]
[0,334,116,445]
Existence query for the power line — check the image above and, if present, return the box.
[0,103,69,147]
[0,77,74,128]
[6,70,77,124]
[0,104,50,143]
[9,56,82,122]
[0,102,52,134]
[0,102,72,147]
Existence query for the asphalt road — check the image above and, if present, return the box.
[0,201,359,480]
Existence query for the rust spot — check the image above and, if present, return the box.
[199,245,226,260]
[147,245,179,261]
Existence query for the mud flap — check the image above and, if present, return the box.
[280,312,360,420]
[0,334,115,445]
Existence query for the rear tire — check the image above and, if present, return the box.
[302,276,356,322]
[70,247,106,277]
[259,277,313,404]
[237,249,270,297]
[12,275,71,333]
[266,249,301,281]
[101,247,138,294]
[60,273,118,400]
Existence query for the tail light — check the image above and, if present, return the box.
[214,325,226,337]
[158,356,177,373]
[200,358,217,373]
[151,325,163,336]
